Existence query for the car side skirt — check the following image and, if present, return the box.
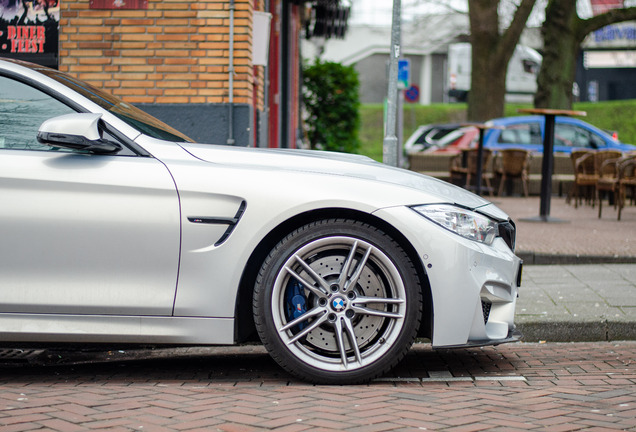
[0,314,235,345]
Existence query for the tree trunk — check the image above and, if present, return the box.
[534,1,579,109]
[535,1,636,109]
[468,47,507,122]
[467,0,536,122]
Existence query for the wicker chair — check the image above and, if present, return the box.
[495,149,531,197]
[596,157,622,218]
[449,149,494,196]
[571,150,596,207]
[571,150,623,208]
[618,156,636,221]
[449,153,467,186]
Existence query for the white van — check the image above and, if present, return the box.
[447,43,542,103]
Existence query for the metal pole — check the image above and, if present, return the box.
[383,0,401,167]
[475,128,485,196]
[539,114,556,220]
[397,87,403,167]
[227,0,235,145]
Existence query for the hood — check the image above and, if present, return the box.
[180,143,504,217]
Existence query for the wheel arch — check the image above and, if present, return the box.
[233,207,433,343]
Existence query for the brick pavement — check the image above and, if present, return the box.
[1,341,635,431]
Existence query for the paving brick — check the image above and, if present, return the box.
[1,342,636,431]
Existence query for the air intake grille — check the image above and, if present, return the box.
[481,301,492,324]
[498,220,516,251]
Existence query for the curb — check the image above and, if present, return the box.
[517,251,636,265]
[517,321,636,342]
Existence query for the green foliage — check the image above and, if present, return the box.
[303,60,360,153]
[571,100,636,145]
[358,101,636,162]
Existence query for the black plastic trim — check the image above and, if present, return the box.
[187,217,238,225]
[435,328,523,349]
[187,201,247,247]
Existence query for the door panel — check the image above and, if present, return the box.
[0,151,180,315]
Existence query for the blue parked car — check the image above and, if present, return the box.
[482,116,636,153]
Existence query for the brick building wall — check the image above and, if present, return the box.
[58,0,264,145]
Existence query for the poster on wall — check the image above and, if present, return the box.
[0,0,59,68]
[90,0,147,10]
[590,0,625,15]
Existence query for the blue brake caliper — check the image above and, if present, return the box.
[285,280,307,331]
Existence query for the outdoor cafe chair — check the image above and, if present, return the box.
[495,148,531,197]
[449,149,494,197]
[571,150,596,207]
[618,156,636,221]
[572,150,623,208]
[596,156,622,218]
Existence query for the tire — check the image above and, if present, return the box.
[253,219,422,384]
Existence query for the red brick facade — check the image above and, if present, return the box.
[1,0,335,147]
[58,0,262,110]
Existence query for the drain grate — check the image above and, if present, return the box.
[0,349,46,363]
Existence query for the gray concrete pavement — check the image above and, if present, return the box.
[516,264,636,342]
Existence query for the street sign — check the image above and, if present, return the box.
[404,84,419,103]
[397,59,410,90]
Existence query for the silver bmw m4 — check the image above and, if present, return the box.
[0,58,522,384]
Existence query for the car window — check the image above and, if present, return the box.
[414,131,428,144]
[37,67,192,143]
[498,122,542,145]
[0,76,76,152]
[555,124,603,149]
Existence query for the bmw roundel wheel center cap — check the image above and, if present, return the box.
[331,296,347,312]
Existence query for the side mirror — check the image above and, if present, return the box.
[37,113,121,154]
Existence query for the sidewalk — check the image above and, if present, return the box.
[494,196,636,263]
[516,263,636,341]
[495,195,636,341]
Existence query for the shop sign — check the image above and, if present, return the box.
[0,0,59,66]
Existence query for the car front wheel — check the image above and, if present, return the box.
[253,219,422,384]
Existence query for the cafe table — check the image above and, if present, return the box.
[517,108,587,223]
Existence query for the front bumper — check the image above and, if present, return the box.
[373,205,523,348]
[436,328,523,349]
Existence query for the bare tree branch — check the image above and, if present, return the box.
[577,7,636,41]
[500,0,537,58]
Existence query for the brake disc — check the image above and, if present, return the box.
[301,254,386,352]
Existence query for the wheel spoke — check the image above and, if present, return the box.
[284,311,330,345]
[343,245,372,291]
[333,317,349,368]
[353,295,404,306]
[352,305,403,319]
[284,265,326,298]
[293,254,331,294]
[280,306,325,332]
[343,317,362,364]
[337,240,359,288]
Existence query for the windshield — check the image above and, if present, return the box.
[37,66,193,143]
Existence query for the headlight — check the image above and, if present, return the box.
[412,204,498,245]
